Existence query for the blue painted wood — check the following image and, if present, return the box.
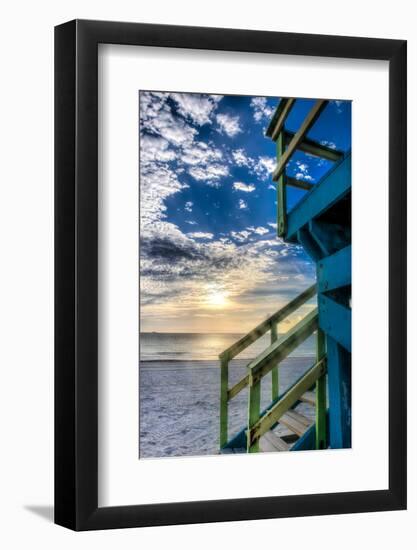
[297,227,323,261]
[319,294,351,352]
[317,245,351,293]
[286,154,351,240]
[309,220,350,257]
[291,411,330,451]
[326,336,351,449]
[291,423,316,451]
[222,428,246,452]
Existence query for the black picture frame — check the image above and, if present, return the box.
[55,19,407,531]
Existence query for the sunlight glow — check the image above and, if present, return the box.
[205,289,229,309]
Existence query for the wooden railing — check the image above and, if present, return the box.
[247,356,327,450]
[218,283,317,449]
[265,97,344,238]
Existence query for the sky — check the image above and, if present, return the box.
[139,91,351,333]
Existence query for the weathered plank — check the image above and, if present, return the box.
[315,328,327,450]
[271,321,279,400]
[319,294,351,352]
[286,176,314,191]
[279,413,309,437]
[227,374,249,401]
[286,154,351,240]
[300,391,316,406]
[327,336,351,449]
[260,431,290,452]
[271,99,296,141]
[277,132,287,237]
[248,358,326,445]
[309,220,350,257]
[219,357,229,448]
[284,130,344,162]
[317,245,351,293]
[285,409,312,428]
[248,308,319,383]
[272,100,329,181]
[265,97,296,139]
[247,377,261,453]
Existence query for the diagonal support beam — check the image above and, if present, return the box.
[286,176,314,191]
[266,97,296,140]
[270,98,296,141]
[248,358,327,446]
[284,130,344,162]
[248,308,319,384]
[272,99,329,182]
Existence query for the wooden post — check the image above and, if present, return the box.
[220,356,229,449]
[247,376,261,453]
[315,328,327,449]
[271,322,279,401]
[326,336,351,449]
[276,132,287,237]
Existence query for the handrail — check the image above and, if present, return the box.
[283,130,344,162]
[247,357,327,449]
[218,284,317,449]
[219,283,317,361]
[272,99,328,182]
[226,304,318,401]
[248,308,318,383]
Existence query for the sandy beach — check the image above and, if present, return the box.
[139,355,316,458]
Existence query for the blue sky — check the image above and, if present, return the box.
[139,92,351,333]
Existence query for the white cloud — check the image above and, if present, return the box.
[250,96,274,123]
[252,226,269,235]
[170,93,223,126]
[238,198,248,210]
[140,92,197,146]
[187,232,214,240]
[184,201,193,212]
[215,113,242,137]
[253,156,276,180]
[294,160,314,181]
[320,140,337,149]
[140,135,176,163]
[233,181,255,193]
[230,230,252,242]
[232,148,251,167]
[188,164,229,185]
[181,141,223,166]
[268,222,278,229]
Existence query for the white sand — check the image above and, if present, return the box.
[139,356,316,458]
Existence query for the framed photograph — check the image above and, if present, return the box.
[55,20,407,530]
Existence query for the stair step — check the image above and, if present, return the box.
[275,427,298,439]
[279,412,312,437]
[260,431,290,452]
[300,391,316,406]
[286,410,312,428]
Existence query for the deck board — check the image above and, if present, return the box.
[279,413,310,437]
[300,391,316,406]
[260,431,290,452]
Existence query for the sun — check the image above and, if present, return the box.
[205,289,229,308]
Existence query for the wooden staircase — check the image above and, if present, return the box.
[218,97,351,453]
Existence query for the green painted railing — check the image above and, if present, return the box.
[218,284,327,452]
[265,97,344,238]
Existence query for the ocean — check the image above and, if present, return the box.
[139,332,316,459]
[139,331,316,362]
